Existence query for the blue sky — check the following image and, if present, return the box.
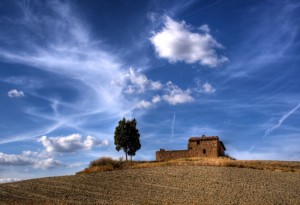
[0,0,300,182]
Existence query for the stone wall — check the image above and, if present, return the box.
[188,139,219,157]
[156,149,190,161]
[156,136,226,161]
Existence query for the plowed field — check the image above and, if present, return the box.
[0,166,299,204]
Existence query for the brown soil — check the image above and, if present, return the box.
[0,166,299,205]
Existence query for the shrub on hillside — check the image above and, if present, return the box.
[89,157,122,170]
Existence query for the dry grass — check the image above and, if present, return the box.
[77,157,122,174]
[224,160,300,172]
[77,156,300,175]
[2,201,72,205]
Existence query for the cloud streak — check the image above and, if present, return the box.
[0,0,131,142]
[171,113,176,138]
[264,103,300,138]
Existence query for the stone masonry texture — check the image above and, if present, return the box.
[156,135,226,161]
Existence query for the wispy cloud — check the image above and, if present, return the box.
[202,82,216,94]
[229,133,300,160]
[121,67,162,94]
[222,1,300,78]
[120,68,195,108]
[136,100,152,109]
[0,2,206,147]
[0,0,131,141]
[193,78,216,94]
[162,82,194,105]
[151,95,161,104]
[1,76,44,89]
[264,103,300,138]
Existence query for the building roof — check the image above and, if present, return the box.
[188,135,219,141]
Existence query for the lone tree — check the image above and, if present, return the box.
[114,118,141,161]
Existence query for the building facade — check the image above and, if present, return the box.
[156,135,226,161]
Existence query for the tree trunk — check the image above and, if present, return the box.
[125,152,128,162]
[130,155,132,162]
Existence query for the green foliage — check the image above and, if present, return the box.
[114,117,141,161]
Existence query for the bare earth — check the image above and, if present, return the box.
[0,166,299,204]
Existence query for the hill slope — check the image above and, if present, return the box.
[0,166,300,204]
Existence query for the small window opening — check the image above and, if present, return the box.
[197,141,200,145]
[203,149,206,154]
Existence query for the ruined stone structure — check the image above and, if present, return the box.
[156,135,226,161]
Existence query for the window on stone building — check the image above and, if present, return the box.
[197,141,200,145]
[203,149,206,154]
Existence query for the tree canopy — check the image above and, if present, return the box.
[114,118,141,161]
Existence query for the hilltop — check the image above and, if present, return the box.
[0,158,300,204]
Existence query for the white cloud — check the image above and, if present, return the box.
[151,95,161,104]
[0,152,64,169]
[136,100,152,109]
[22,150,52,159]
[150,81,162,90]
[7,89,24,98]
[0,133,102,169]
[163,82,194,105]
[67,162,83,168]
[193,78,216,94]
[34,158,63,169]
[123,67,162,93]
[202,82,216,93]
[128,67,149,92]
[0,152,33,166]
[0,178,21,184]
[150,16,228,67]
[38,134,108,153]
[198,24,210,33]
[135,96,161,110]
[121,68,195,107]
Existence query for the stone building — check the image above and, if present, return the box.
[156,135,226,161]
